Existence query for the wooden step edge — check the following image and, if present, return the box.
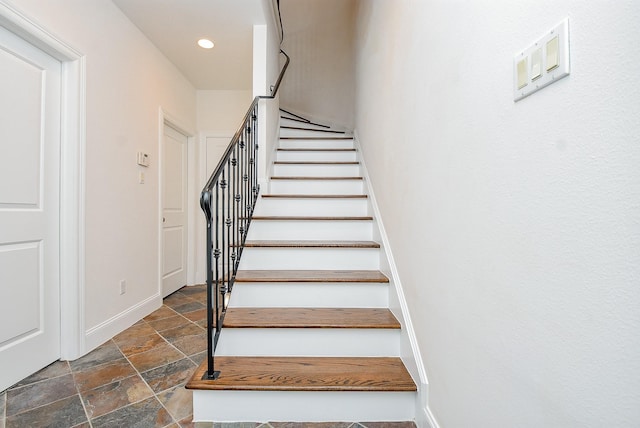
[234,270,389,283]
[186,356,417,392]
[274,161,359,165]
[279,137,353,140]
[277,148,355,152]
[281,126,346,134]
[223,308,400,329]
[261,194,368,199]
[270,176,363,181]
[251,216,373,221]
[243,240,380,249]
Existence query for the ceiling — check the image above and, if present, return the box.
[111,0,272,90]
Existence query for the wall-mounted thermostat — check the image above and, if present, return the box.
[137,152,150,167]
[514,18,570,101]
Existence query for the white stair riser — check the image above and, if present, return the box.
[193,390,416,422]
[254,198,369,216]
[273,164,360,177]
[278,139,354,149]
[279,118,333,130]
[276,151,357,162]
[270,179,364,195]
[238,247,380,270]
[280,128,346,138]
[229,282,388,308]
[216,329,400,357]
[247,220,373,240]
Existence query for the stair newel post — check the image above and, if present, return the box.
[199,188,220,380]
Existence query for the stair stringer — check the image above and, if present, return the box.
[353,131,436,428]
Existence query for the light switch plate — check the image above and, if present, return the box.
[514,18,570,101]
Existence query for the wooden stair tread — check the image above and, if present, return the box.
[235,270,389,283]
[223,308,400,329]
[281,126,345,134]
[261,194,367,199]
[279,137,353,140]
[274,161,359,165]
[244,240,379,248]
[251,216,373,221]
[278,148,355,152]
[271,176,362,180]
[187,356,416,392]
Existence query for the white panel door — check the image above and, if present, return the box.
[162,124,188,296]
[0,25,61,391]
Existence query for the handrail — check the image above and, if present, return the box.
[199,44,289,380]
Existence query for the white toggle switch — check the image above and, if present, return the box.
[517,58,528,89]
[546,36,560,71]
[531,48,542,80]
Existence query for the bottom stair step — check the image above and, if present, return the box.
[188,357,417,422]
[187,356,416,392]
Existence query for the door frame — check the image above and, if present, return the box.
[158,109,196,296]
[0,3,86,359]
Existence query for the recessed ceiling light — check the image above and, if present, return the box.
[198,38,214,49]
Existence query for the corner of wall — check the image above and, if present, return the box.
[353,129,431,424]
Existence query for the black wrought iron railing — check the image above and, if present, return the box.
[200,48,290,380]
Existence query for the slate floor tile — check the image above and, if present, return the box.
[73,357,137,393]
[172,301,206,315]
[161,323,205,344]
[145,305,180,322]
[91,397,173,428]
[148,315,191,332]
[6,373,77,417]
[171,332,208,356]
[157,383,193,422]
[182,308,207,323]
[116,332,168,357]
[113,322,157,344]
[127,341,185,373]
[361,424,416,428]
[163,292,195,309]
[80,374,153,419]
[5,395,87,428]
[11,361,70,388]
[69,340,123,372]
[141,358,196,393]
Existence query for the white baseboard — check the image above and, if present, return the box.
[424,405,441,428]
[83,293,162,355]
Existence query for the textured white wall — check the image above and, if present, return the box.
[279,0,356,129]
[9,0,197,346]
[353,1,640,427]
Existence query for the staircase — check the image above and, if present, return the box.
[187,112,417,423]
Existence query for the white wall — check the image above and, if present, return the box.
[9,0,197,353]
[353,1,640,427]
[279,0,356,129]
[197,90,253,134]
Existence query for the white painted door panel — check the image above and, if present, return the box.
[0,24,61,391]
[162,124,188,296]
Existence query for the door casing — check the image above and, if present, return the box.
[0,3,86,360]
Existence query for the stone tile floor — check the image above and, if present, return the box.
[0,285,416,428]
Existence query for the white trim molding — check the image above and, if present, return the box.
[0,1,87,360]
[85,293,161,352]
[158,108,197,295]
